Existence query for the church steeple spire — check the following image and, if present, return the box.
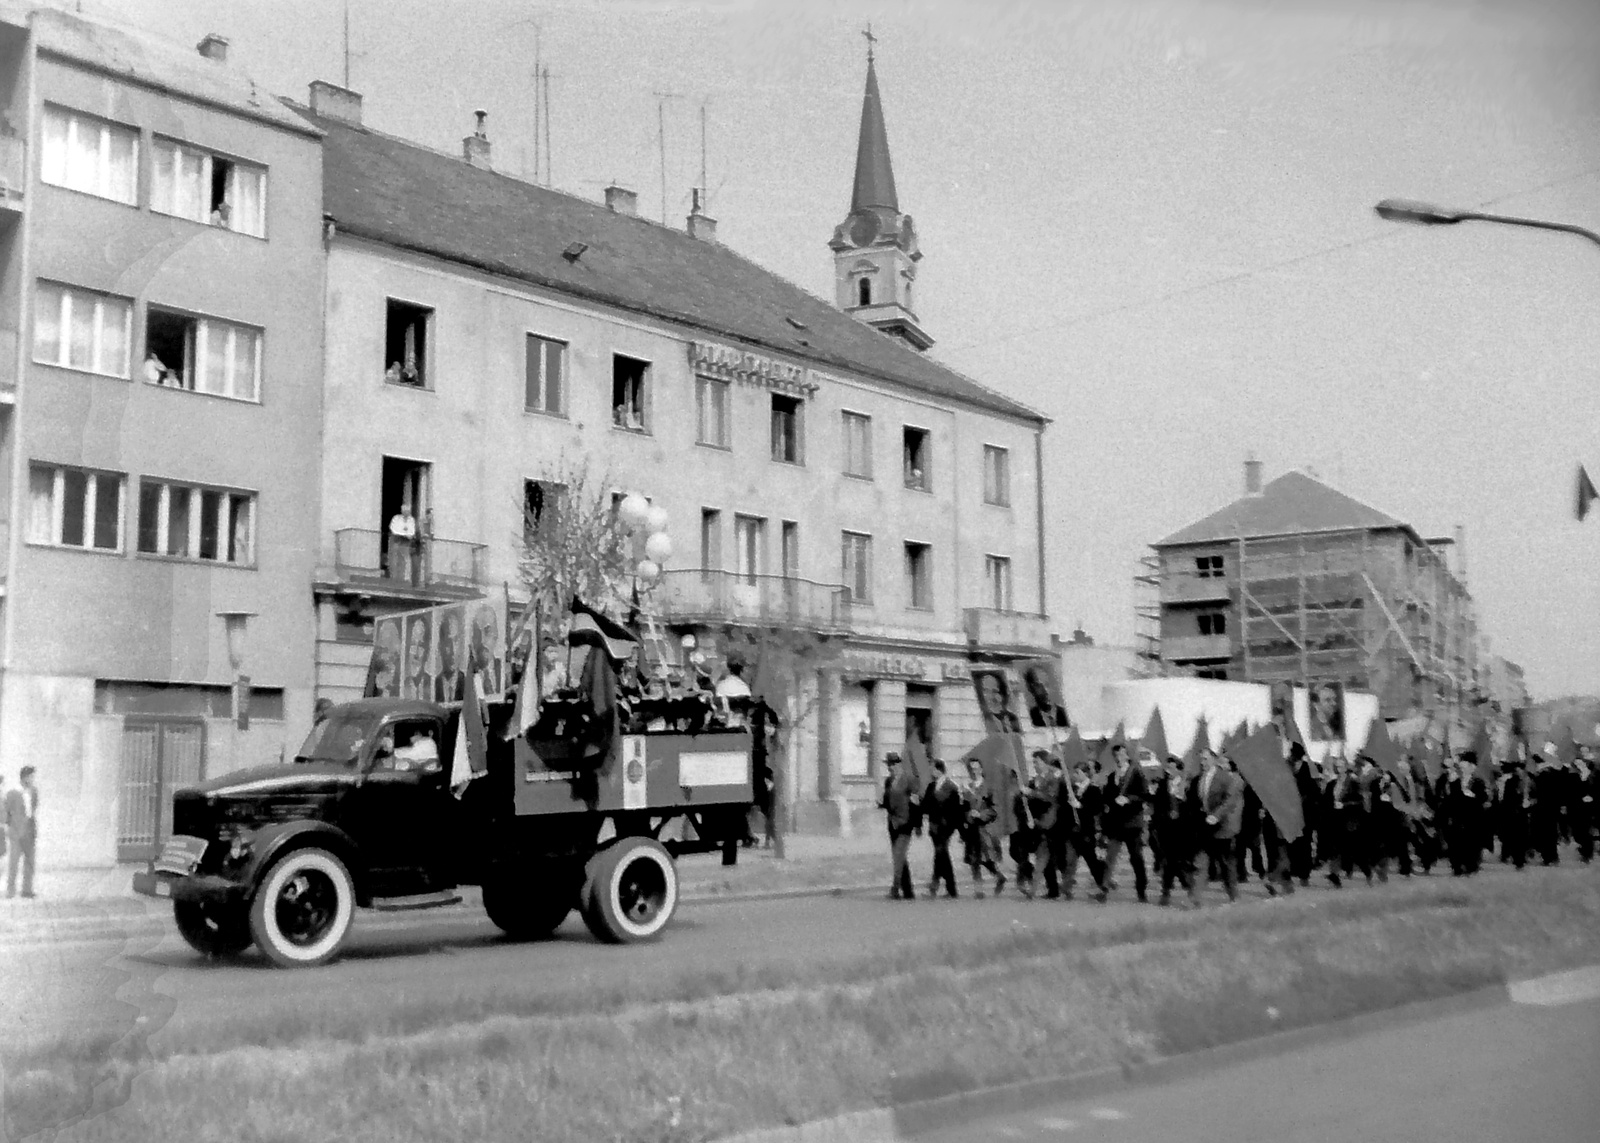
[829,36,931,352]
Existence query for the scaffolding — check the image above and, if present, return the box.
[1133,552,1164,676]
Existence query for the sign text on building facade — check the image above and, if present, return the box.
[688,340,820,397]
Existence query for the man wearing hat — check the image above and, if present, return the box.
[879,752,920,899]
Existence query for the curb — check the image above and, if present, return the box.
[712,981,1512,1143]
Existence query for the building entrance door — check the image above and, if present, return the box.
[380,456,431,584]
[117,718,207,861]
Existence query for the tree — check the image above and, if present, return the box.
[515,456,639,638]
[718,623,843,859]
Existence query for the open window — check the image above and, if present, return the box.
[144,307,261,400]
[771,395,803,464]
[385,300,431,388]
[612,355,650,431]
[903,426,930,491]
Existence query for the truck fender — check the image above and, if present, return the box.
[241,821,368,904]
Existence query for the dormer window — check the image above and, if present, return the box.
[858,276,872,306]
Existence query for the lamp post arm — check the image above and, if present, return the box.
[1454,210,1600,249]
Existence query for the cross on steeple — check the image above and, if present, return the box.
[862,23,876,62]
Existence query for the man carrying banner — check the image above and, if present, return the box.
[1061,755,1104,900]
[1093,743,1150,904]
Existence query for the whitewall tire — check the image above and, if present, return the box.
[249,847,355,968]
[582,837,678,944]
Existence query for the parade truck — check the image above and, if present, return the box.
[132,612,756,967]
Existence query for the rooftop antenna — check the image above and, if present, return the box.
[531,23,540,183]
[652,89,684,222]
[342,0,351,88]
[542,65,553,187]
[699,98,708,205]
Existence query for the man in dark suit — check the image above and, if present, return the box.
[1195,748,1245,902]
[1153,755,1200,906]
[923,760,964,898]
[1027,751,1065,898]
[1093,744,1150,903]
[1574,748,1596,864]
[880,753,920,899]
[6,765,38,898]
[1288,743,1321,886]
[1498,759,1532,870]
[1061,761,1103,900]
[1531,748,1566,866]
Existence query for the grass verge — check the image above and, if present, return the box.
[7,868,1598,1143]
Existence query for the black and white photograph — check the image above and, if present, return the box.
[3,0,1598,1140]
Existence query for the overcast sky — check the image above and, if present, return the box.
[88,0,1600,700]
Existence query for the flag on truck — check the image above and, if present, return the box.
[570,596,639,661]
[450,666,488,797]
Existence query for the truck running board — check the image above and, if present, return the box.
[368,891,464,912]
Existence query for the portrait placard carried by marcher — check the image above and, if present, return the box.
[1308,679,1345,742]
[972,667,1024,734]
[363,596,508,702]
[1016,658,1070,730]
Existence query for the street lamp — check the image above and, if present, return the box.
[1374,198,1600,249]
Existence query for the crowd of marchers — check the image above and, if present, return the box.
[880,733,1598,906]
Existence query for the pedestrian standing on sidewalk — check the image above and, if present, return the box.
[960,758,1004,897]
[6,766,38,898]
[880,753,919,900]
[923,760,963,899]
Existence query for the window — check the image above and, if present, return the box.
[385,300,431,387]
[983,445,1011,506]
[700,508,722,574]
[143,308,262,400]
[151,138,267,237]
[857,277,872,306]
[1197,612,1228,636]
[696,377,730,448]
[523,480,566,546]
[904,542,932,610]
[612,355,650,431]
[136,478,255,565]
[770,394,803,464]
[734,515,765,583]
[842,411,872,479]
[525,335,566,415]
[984,555,1013,611]
[33,282,132,378]
[1196,667,1229,681]
[842,531,872,605]
[903,427,930,491]
[781,521,799,579]
[1195,555,1225,579]
[40,105,138,205]
[28,463,124,551]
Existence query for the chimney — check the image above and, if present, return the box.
[604,184,638,216]
[1244,454,1263,496]
[686,187,717,242]
[196,34,230,63]
[462,110,491,169]
[309,80,363,125]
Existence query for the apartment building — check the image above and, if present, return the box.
[299,53,1052,828]
[0,5,323,865]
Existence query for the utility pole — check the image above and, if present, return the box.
[652,90,683,223]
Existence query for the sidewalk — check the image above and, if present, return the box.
[0,826,917,942]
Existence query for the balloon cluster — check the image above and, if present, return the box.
[617,493,671,582]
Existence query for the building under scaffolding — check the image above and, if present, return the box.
[1141,461,1483,723]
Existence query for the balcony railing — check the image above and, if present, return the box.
[1161,634,1233,663]
[963,607,1054,655]
[1159,572,1233,605]
[653,569,852,634]
[333,527,487,592]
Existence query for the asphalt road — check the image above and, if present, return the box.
[917,982,1600,1143]
[2,881,1166,1056]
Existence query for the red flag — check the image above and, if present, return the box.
[450,666,488,795]
[1141,707,1170,766]
[1362,717,1407,781]
[1184,714,1211,778]
[960,734,1022,836]
[1227,725,1304,842]
[1555,719,1579,767]
[1578,464,1598,522]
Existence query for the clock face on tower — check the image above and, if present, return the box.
[848,212,879,248]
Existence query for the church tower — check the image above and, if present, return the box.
[829,43,932,351]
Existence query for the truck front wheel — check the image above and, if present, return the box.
[174,900,252,958]
[249,847,355,968]
[581,837,678,944]
[483,873,575,940]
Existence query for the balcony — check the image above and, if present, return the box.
[332,527,487,596]
[1161,634,1233,663]
[0,135,21,214]
[1159,572,1233,605]
[653,569,852,635]
[963,607,1053,656]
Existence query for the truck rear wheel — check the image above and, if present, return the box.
[483,874,574,940]
[581,837,678,944]
[249,847,355,968]
[174,900,252,958]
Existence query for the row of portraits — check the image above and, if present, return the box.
[971,658,1069,737]
[367,598,514,703]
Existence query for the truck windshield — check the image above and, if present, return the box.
[294,714,375,765]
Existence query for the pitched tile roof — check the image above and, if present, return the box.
[23,5,319,137]
[300,108,1044,425]
[1154,470,1410,548]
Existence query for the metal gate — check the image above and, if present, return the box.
[117,719,206,861]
